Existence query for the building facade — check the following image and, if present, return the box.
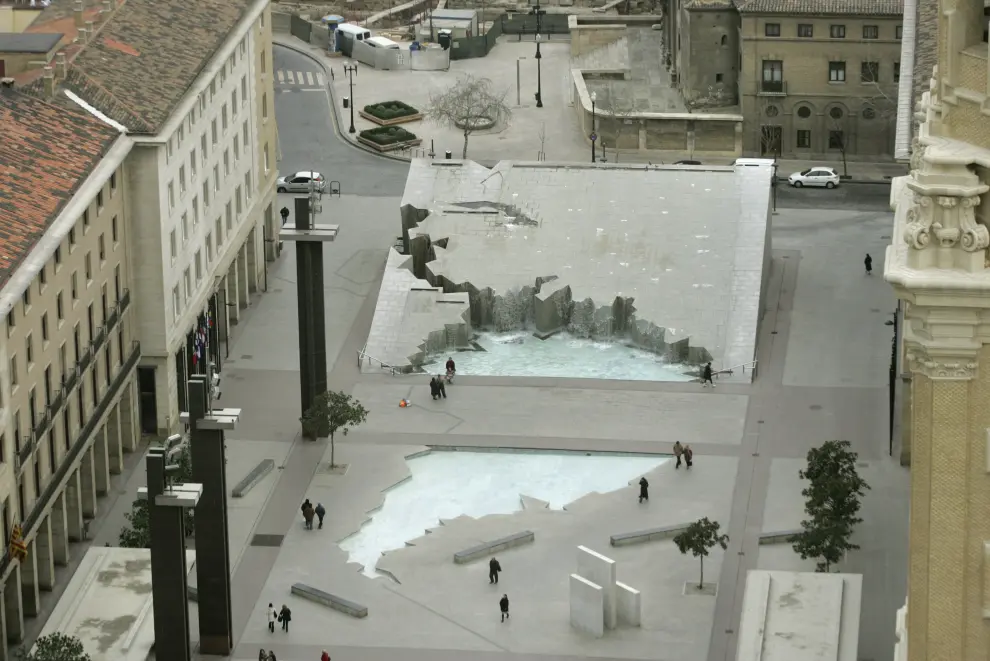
[668,0,740,108]
[884,0,990,657]
[37,0,279,436]
[0,89,140,660]
[738,0,903,159]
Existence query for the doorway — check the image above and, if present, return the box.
[137,367,157,434]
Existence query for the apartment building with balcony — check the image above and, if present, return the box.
[20,0,279,435]
[0,89,140,659]
[737,0,903,158]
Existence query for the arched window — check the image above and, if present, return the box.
[796,105,812,119]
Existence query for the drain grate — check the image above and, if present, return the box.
[250,534,285,547]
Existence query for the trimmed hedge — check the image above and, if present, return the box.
[359,126,418,146]
[362,100,420,121]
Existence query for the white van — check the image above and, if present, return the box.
[336,23,372,56]
[366,35,400,49]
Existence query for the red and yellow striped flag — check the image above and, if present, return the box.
[8,524,27,561]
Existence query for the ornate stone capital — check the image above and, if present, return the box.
[906,346,979,380]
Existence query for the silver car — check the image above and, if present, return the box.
[276,171,326,194]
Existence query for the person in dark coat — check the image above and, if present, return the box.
[499,594,510,622]
[865,253,873,275]
[684,445,694,469]
[638,477,649,503]
[489,557,502,584]
[673,441,684,469]
[303,503,315,530]
[430,377,440,400]
[702,362,715,388]
[279,604,291,632]
[437,375,447,399]
[315,502,326,529]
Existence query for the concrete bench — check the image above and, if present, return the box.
[290,583,368,618]
[187,585,198,602]
[610,524,692,547]
[453,531,535,564]
[758,530,801,545]
[231,459,275,498]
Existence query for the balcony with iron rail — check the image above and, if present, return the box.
[758,80,787,96]
[17,289,131,467]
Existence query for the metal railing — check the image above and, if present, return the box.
[715,360,759,379]
[758,80,786,95]
[356,347,399,375]
[0,341,141,581]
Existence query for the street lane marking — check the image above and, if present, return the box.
[275,70,325,88]
[286,71,296,84]
[277,70,285,83]
[316,72,325,86]
[305,71,314,85]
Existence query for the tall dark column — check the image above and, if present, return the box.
[147,449,192,661]
[188,377,233,654]
[294,197,328,418]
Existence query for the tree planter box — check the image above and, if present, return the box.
[359,110,424,126]
[357,135,422,153]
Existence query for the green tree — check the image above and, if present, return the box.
[672,517,729,589]
[300,390,369,467]
[18,632,91,661]
[118,443,196,548]
[791,440,871,572]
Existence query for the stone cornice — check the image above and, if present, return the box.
[906,345,979,380]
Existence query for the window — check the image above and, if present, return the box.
[23,287,30,309]
[226,201,233,231]
[236,186,243,216]
[720,35,727,46]
[172,285,181,319]
[222,104,229,132]
[54,245,62,267]
[112,216,118,243]
[215,217,224,245]
[192,197,200,227]
[241,75,247,104]
[184,268,192,299]
[861,61,879,83]
[181,213,189,243]
[96,190,104,211]
[56,292,63,321]
[179,165,187,195]
[234,135,240,161]
[210,79,216,98]
[829,24,845,38]
[201,134,208,164]
[761,60,783,92]
[863,25,878,39]
[896,25,903,39]
[828,130,845,149]
[39,264,47,288]
[829,61,846,82]
[9,356,17,387]
[240,38,246,56]
[99,234,106,262]
[224,150,230,176]
[261,50,266,73]
[170,229,177,262]
[232,91,238,117]
[114,265,121,300]
[85,253,92,282]
[110,172,117,193]
[245,170,252,198]
[203,180,210,208]
[797,23,813,37]
[212,118,218,145]
[894,61,901,82]
[41,313,49,342]
[220,67,226,87]
[262,93,268,119]
[168,181,175,211]
[207,233,214,262]
[71,272,78,301]
[5,310,13,336]
[764,22,780,37]
[195,251,203,281]
[166,138,173,163]
[190,149,197,177]
[177,123,185,146]
[214,165,220,192]
[26,334,33,366]
[715,73,723,83]
[200,94,207,114]
[243,121,249,149]
[264,143,270,172]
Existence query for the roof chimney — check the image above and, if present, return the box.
[101,0,112,13]
[43,66,55,98]
[56,52,67,80]
[78,27,88,43]
[85,20,95,36]
[74,0,84,28]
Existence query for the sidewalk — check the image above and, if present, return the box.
[273,33,907,182]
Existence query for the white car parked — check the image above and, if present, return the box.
[276,171,326,194]
[787,166,841,189]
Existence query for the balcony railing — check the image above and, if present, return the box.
[1,341,141,579]
[759,80,787,95]
[21,289,132,464]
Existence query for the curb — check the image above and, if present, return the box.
[272,35,412,164]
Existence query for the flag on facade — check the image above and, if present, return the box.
[8,524,27,561]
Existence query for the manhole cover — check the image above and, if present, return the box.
[810,405,822,410]
[250,534,285,547]
[241,354,254,360]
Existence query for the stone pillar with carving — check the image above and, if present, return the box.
[886,153,990,661]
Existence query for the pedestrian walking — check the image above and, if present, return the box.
[321,651,331,661]
[269,652,277,661]
[315,502,326,529]
[303,503,315,530]
[865,253,873,275]
[267,602,277,633]
[638,477,649,503]
[702,362,715,388]
[673,441,684,469]
[259,649,268,661]
[489,557,502,584]
[279,604,292,632]
[430,376,440,400]
[684,445,694,469]
[499,594,510,622]
[437,375,447,399]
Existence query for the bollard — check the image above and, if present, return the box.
[343,96,350,109]
[445,150,452,159]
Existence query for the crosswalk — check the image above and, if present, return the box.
[275,70,325,87]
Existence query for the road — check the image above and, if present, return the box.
[272,45,409,198]
[775,180,892,211]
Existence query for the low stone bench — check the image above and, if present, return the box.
[758,530,801,545]
[610,524,692,547]
[453,531,535,564]
[290,583,368,618]
[231,459,275,498]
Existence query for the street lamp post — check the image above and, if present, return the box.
[343,63,358,134]
[590,91,597,163]
[535,33,543,108]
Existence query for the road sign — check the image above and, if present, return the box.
[590,132,597,141]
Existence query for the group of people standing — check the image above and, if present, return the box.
[301,499,326,530]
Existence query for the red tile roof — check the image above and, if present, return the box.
[0,89,121,286]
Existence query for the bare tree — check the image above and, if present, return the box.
[537,121,547,161]
[758,97,783,157]
[826,110,850,178]
[425,75,512,159]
